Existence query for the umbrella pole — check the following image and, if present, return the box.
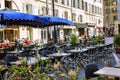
[42,26,44,47]
[53,25,57,44]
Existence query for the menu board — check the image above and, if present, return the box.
[105,37,114,45]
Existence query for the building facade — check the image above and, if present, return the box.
[0,0,103,43]
[103,0,118,35]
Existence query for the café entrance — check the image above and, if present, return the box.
[0,28,18,42]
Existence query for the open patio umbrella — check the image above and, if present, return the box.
[41,16,73,26]
[0,10,48,27]
[40,16,73,44]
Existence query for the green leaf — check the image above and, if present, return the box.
[69,33,77,45]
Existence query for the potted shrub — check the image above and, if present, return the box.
[69,33,77,45]
[114,34,120,53]
[91,36,102,45]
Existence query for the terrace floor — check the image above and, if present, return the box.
[78,53,120,79]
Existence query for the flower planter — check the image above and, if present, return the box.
[115,47,120,54]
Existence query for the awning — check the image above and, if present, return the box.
[96,26,103,29]
[86,23,96,27]
[0,10,48,27]
[40,16,73,26]
[74,23,86,28]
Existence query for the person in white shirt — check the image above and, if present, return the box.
[5,38,9,44]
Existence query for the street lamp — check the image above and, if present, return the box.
[52,0,57,44]
[10,0,20,11]
[46,0,51,43]
[46,0,48,15]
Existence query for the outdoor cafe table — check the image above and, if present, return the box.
[10,57,49,65]
[30,47,41,51]
[68,48,88,53]
[94,67,120,80]
[6,50,23,56]
[29,47,41,53]
[95,44,105,47]
[48,53,71,57]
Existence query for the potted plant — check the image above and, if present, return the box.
[69,33,77,45]
[114,34,120,53]
[91,36,102,45]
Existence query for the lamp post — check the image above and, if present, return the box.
[46,0,48,15]
[52,0,57,44]
[10,0,20,11]
[46,0,51,43]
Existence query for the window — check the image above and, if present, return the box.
[112,8,117,13]
[55,9,58,16]
[55,0,58,3]
[112,1,117,5]
[113,15,117,21]
[106,16,108,21]
[5,0,12,9]
[26,4,33,14]
[85,2,88,12]
[98,7,100,15]
[67,0,69,6]
[105,9,110,14]
[22,3,33,14]
[41,29,46,39]
[78,0,80,8]
[98,19,101,25]
[78,15,82,22]
[42,6,46,15]
[38,6,43,15]
[73,0,75,7]
[100,8,102,15]
[44,30,46,39]
[41,31,43,39]
[61,0,65,4]
[105,1,109,6]
[64,11,68,19]
[38,8,41,15]
[82,0,84,10]
[92,5,94,13]
[0,3,1,8]
[89,4,92,13]
[72,13,76,21]
[95,6,97,14]
[97,7,99,14]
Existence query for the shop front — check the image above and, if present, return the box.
[0,27,18,42]
[74,23,86,37]
[86,23,96,38]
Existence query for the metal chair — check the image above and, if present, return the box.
[4,55,18,66]
[40,50,55,57]
[84,63,99,80]
[54,76,70,80]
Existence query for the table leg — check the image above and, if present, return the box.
[115,77,119,80]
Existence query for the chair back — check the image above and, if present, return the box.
[40,50,54,57]
[4,56,18,66]
[84,63,99,79]
[54,76,70,80]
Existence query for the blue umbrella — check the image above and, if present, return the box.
[40,16,73,26]
[40,16,73,44]
[0,10,48,27]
